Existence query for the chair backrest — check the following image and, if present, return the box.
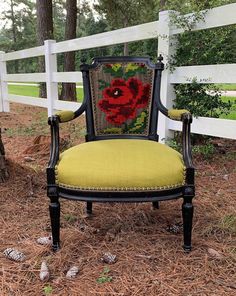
[80,56,164,141]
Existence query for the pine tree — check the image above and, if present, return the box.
[36,0,54,98]
[59,0,77,101]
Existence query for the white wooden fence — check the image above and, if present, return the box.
[0,3,235,140]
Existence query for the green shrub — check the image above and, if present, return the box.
[174,80,232,118]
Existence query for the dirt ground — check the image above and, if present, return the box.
[0,103,236,296]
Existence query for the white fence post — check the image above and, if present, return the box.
[157,10,178,142]
[44,40,58,116]
[0,51,9,112]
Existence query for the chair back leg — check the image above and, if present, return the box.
[49,199,60,251]
[86,201,93,215]
[152,201,159,209]
[182,197,194,252]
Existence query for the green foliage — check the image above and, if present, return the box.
[94,0,156,29]
[0,0,37,73]
[168,0,236,121]
[219,214,236,234]
[172,25,236,67]
[43,285,53,295]
[96,267,113,284]
[165,0,235,14]
[192,143,215,159]
[167,137,216,159]
[174,80,232,118]
[93,0,158,56]
[166,138,181,152]
[64,213,77,224]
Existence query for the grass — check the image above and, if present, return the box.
[220,96,236,120]
[219,214,236,234]
[8,83,83,102]
[8,84,236,119]
[9,84,39,97]
[217,83,236,91]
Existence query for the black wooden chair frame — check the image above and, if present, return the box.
[47,56,195,252]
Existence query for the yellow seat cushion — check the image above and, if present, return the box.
[56,139,185,191]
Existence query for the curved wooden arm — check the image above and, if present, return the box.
[55,100,87,123]
[47,116,60,185]
[182,113,194,169]
[156,94,190,122]
[48,115,60,167]
[156,94,194,180]
[182,112,194,188]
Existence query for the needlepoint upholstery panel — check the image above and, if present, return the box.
[89,62,155,136]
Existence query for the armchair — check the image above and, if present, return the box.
[47,56,195,252]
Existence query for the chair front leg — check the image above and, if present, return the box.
[49,198,60,251]
[182,197,194,252]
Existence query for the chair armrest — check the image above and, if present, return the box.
[47,115,60,184]
[55,110,75,123]
[156,98,194,180]
[181,113,194,189]
[47,102,87,186]
[168,109,190,121]
[181,112,194,170]
[55,99,87,123]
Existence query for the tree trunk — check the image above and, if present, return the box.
[10,0,19,73]
[36,0,54,98]
[123,42,129,55]
[0,129,8,183]
[60,0,77,101]
[160,0,166,11]
[123,17,129,56]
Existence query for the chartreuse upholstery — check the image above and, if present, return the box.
[55,110,75,122]
[56,139,185,191]
[168,109,190,121]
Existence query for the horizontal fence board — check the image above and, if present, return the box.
[2,46,44,62]
[171,3,236,35]
[4,73,46,82]
[52,21,159,54]
[168,117,236,139]
[170,64,236,84]
[52,72,82,83]
[8,94,82,111]
[8,94,48,108]
[54,100,82,111]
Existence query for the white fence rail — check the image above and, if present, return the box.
[0,3,236,140]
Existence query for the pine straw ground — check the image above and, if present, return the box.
[0,104,236,296]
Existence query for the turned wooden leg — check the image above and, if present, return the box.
[152,201,159,209]
[86,201,92,215]
[49,199,60,251]
[182,197,193,252]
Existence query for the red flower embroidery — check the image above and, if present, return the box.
[98,78,150,125]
